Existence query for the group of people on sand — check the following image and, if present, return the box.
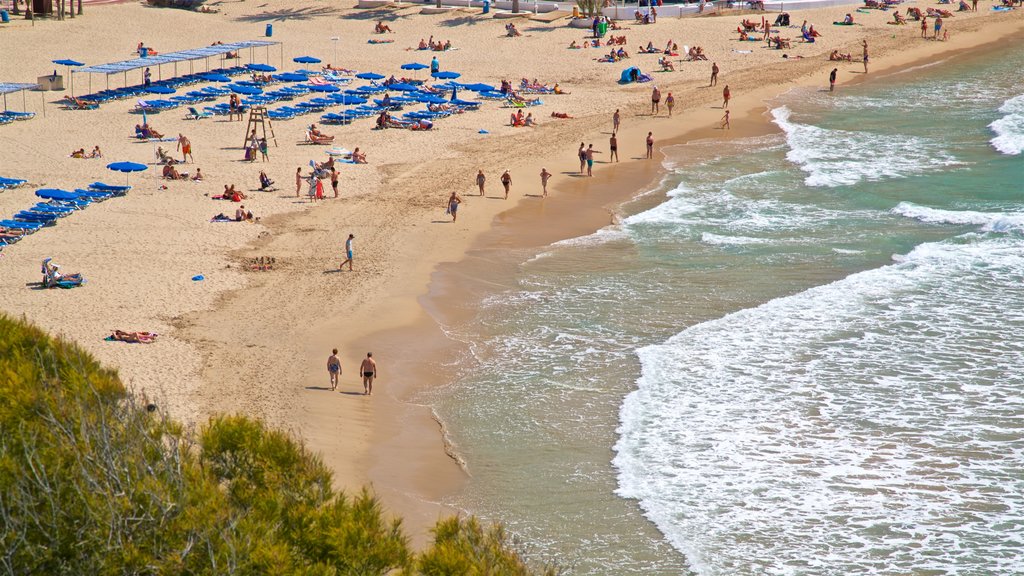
[417,36,453,51]
[327,350,377,395]
[639,40,679,55]
[472,168,527,200]
[70,146,102,159]
[135,123,164,139]
[510,110,537,127]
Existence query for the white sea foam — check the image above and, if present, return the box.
[614,235,1024,576]
[893,201,1024,232]
[989,94,1024,155]
[771,106,961,187]
[700,232,768,246]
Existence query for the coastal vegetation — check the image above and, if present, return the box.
[0,314,557,575]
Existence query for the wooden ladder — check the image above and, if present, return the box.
[242,106,278,151]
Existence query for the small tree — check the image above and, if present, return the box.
[576,0,600,18]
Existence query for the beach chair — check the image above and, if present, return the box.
[185,106,213,120]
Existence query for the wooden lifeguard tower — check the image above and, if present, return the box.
[242,106,277,153]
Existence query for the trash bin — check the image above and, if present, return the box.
[482,0,490,13]
[0,10,10,23]
[140,47,148,57]
[598,21,608,35]
[265,23,273,37]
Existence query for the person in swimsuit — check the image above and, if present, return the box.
[177,134,193,164]
[651,86,661,115]
[328,349,341,391]
[585,144,600,177]
[710,62,719,86]
[722,85,731,109]
[613,108,621,132]
[340,233,354,271]
[609,133,619,162]
[447,191,462,221]
[578,142,587,174]
[646,132,654,159]
[933,16,942,40]
[829,68,838,92]
[540,167,551,197]
[501,170,512,199]
[665,92,675,117]
[862,39,869,73]
[476,169,486,196]
[360,352,377,395]
[330,168,339,198]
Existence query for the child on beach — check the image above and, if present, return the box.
[721,110,731,130]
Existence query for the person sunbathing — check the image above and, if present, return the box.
[641,41,656,53]
[843,13,854,24]
[506,23,522,37]
[569,40,580,49]
[221,184,246,202]
[308,124,334,143]
[418,38,428,50]
[892,11,907,23]
[617,47,630,59]
[156,146,176,164]
[510,111,525,127]
[89,146,102,158]
[162,163,186,180]
[659,57,675,71]
[71,148,86,158]
[808,25,820,37]
[259,170,275,190]
[907,7,923,19]
[375,20,393,33]
[141,123,164,139]
[443,40,452,50]
[192,168,204,181]
[739,30,750,41]
[351,148,367,163]
[553,83,570,95]
[829,49,852,61]
[523,112,536,127]
[111,330,158,343]
[957,0,970,10]
[235,205,254,221]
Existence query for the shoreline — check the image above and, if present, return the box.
[361,13,1024,542]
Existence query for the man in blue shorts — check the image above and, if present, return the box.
[340,233,354,271]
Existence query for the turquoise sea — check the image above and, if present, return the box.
[421,52,1024,574]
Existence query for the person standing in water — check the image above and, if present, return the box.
[360,353,377,395]
[646,132,654,159]
[862,39,869,73]
[540,167,552,197]
[340,234,354,271]
[721,109,731,130]
[829,68,838,92]
[327,349,341,391]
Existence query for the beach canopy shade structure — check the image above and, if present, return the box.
[293,56,321,64]
[464,83,496,92]
[431,71,461,79]
[76,41,279,76]
[400,62,429,71]
[228,84,263,95]
[387,83,418,92]
[0,83,37,111]
[355,72,385,80]
[106,161,147,185]
[201,73,232,82]
[35,188,80,201]
[145,85,176,94]
[246,63,277,72]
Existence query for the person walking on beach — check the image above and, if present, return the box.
[646,132,654,159]
[578,142,587,174]
[177,134,193,163]
[540,167,552,197]
[327,349,341,391]
[360,352,377,395]
[666,92,675,117]
[710,62,719,86]
[861,40,869,73]
[609,133,619,162]
[446,191,462,221]
[295,167,303,197]
[721,110,731,130]
[340,234,354,271]
[829,68,838,92]
[431,56,440,73]
[585,144,600,177]
[476,169,486,196]
[613,109,621,132]
[501,170,512,199]
[330,167,339,198]
[651,86,661,115]
[722,85,731,109]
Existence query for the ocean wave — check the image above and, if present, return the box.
[699,232,768,246]
[614,235,1024,575]
[892,201,1024,232]
[989,94,1024,155]
[771,106,961,187]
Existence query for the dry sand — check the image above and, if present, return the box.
[0,0,1020,545]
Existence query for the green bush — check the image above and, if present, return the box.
[0,315,555,575]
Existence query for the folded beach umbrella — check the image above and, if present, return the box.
[401,62,429,71]
[106,161,147,185]
[464,83,496,92]
[293,56,322,64]
[355,72,385,80]
[246,63,277,72]
[306,83,340,92]
[201,73,232,83]
[35,188,80,201]
[431,71,460,80]
[145,85,176,94]
[387,82,418,92]
[228,84,263,95]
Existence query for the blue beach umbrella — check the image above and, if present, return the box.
[145,85,176,94]
[106,161,147,185]
[401,62,429,71]
[387,82,418,92]
[228,84,263,95]
[53,59,85,96]
[306,83,340,92]
[293,56,322,64]
[35,188,80,201]
[432,71,461,80]
[355,72,385,80]
[274,72,308,82]
[418,95,448,104]
[333,94,367,105]
[464,83,496,92]
[201,73,232,82]
[246,63,277,72]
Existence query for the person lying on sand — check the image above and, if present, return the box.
[221,184,246,202]
[829,49,853,61]
[70,148,86,159]
[550,112,574,119]
[110,330,158,343]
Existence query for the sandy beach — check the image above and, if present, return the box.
[1,0,1021,549]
